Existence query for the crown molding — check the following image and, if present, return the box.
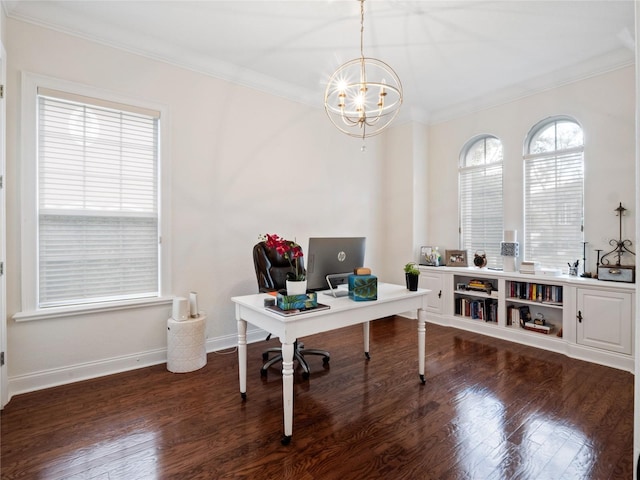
[427,48,634,125]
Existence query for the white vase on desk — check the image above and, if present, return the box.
[286,280,307,296]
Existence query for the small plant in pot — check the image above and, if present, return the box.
[404,262,420,291]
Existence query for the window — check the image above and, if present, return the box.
[37,89,160,307]
[20,73,169,313]
[459,135,504,268]
[524,117,584,271]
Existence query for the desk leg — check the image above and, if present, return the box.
[237,316,247,400]
[281,340,295,445]
[417,308,427,385]
[363,321,371,359]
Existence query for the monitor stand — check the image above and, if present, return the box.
[324,273,350,298]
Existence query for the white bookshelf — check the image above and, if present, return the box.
[418,266,635,372]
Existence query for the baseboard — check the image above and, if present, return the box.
[422,314,634,374]
[6,327,269,401]
[7,348,168,399]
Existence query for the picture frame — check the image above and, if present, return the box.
[445,249,468,267]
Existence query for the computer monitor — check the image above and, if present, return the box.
[306,237,366,292]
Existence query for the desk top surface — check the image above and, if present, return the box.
[232,283,429,319]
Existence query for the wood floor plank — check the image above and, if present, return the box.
[1,317,633,479]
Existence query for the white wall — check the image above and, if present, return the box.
[427,66,636,274]
[4,16,636,397]
[5,19,389,395]
[0,6,5,45]
[379,123,415,284]
[378,121,430,286]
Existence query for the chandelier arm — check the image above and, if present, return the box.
[341,115,363,127]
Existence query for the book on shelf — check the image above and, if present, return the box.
[507,281,562,304]
[507,305,520,327]
[455,297,498,322]
[518,305,531,325]
[523,321,554,335]
[505,304,531,328]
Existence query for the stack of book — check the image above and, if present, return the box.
[466,279,493,293]
[520,261,539,275]
[523,321,554,335]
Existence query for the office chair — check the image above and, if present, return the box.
[253,241,330,379]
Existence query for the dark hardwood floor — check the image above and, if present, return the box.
[1,317,633,480]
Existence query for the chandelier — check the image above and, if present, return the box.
[324,0,403,140]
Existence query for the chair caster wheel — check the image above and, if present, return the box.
[302,371,310,380]
[262,352,269,361]
[260,369,267,377]
[281,435,292,445]
[322,357,330,366]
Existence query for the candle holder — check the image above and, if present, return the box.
[501,230,519,272]
[597,202,635,283]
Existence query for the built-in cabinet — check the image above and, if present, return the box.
[419,266,635,372]
[419,270,445,315]
[576,288,632,355]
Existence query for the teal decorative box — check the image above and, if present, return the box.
[276,292,318,310]
[348,274,377,301]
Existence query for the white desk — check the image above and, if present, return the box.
[232,283,430,444]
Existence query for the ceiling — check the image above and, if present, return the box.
[3,0,636,124]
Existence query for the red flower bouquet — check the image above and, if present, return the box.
[260,233,306,281]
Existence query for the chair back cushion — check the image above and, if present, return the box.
[253,241,305,292]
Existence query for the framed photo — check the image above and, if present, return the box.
[445,249,468,267]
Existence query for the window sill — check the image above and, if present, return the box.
[13,296,173,322]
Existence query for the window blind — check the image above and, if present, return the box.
[524,149,584,270]
[37,91,160,307]
[459,137,503,268]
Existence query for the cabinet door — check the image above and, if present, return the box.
[419,272,444,314]
[576,288,632,355]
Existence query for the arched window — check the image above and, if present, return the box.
[459,135,504,268]
[524,116,584,271]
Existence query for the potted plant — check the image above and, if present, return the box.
[404,262,420,291]
[261,233,306,295]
